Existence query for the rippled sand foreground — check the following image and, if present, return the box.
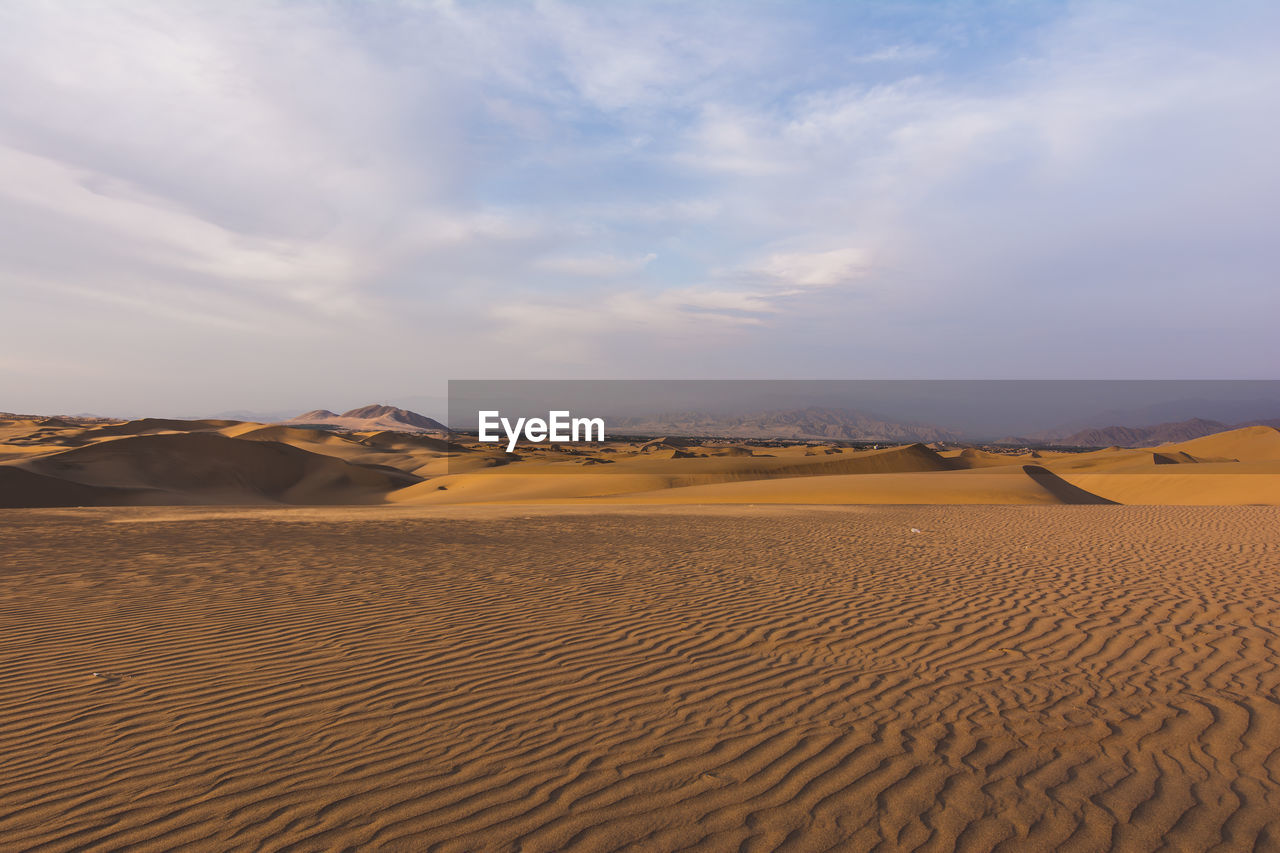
[3,505,1279,851]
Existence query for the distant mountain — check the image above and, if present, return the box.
[1049,417,1280,448]
[202,408,301,422]
[340,404,446,430]
[0,411,118,425]
[610,406,961,443]
[296,409,340,420]
[284,404,447,434]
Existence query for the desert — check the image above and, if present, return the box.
[3,503,1280,850]
[5,1,1280,849]
[2,409,1279,850]
[3,408,1279,509]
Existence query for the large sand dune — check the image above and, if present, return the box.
[3,505,1279,850]
[18,432,419,505]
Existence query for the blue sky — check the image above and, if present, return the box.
[1,0,1278,416]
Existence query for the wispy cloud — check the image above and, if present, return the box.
[752,249,873,291]
[534,252,657,278]
[1,0,1278,413]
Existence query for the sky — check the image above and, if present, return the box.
[1,0,1278,417]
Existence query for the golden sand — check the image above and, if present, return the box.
[3,504,1279,851]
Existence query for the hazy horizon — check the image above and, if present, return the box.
[3,1,1279,415]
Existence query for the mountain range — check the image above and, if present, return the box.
[20,402,1279,449]
[609,407,962,443]
[1003,417,1280,448]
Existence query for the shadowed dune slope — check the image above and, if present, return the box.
[1021,464,1117,504]
[2,506,1279,851]
[17,433,420,505]
[0,466,152,507]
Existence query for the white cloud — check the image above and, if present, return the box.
[753,248,872,290]
[677,106,796,176]
[487,282,773,365]
[534,252,657,277]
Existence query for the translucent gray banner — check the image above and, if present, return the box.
[442,380,1280,477]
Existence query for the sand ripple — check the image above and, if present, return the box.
[1,506,1279,851]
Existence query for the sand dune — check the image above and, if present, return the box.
[1155,424,1280,462]
[391,471,675,503]
[1024,427,1280,505]
[0,417,234,452]
[595,464,1113,505]
[225,425,464,474]
[217,423,381,460]
[3,505,1279,850]
[1,418,1276,507]
[1151,450,1198,464]
[78,417,238,438]
[18,433,419,505]
[356,430,461,452]
[390,444,958,504]
[388,462,1114,507]
[1062,467,1280,505]
[940,447,1030,468]
[1032,446,1182,473]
